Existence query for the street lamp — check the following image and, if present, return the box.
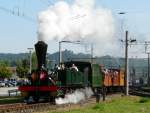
[118,12,130,95]
[91,43,94,63]
[59,40,81,64]
[84,43,94,63]
[118,12,126,15]
[118,11,127,36]
[59,41,94,63]
[59,40,94,64]
[28,48,33,74]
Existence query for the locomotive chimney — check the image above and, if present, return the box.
[35,41,48,70]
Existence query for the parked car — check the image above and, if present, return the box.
[11,81,17,86]
[0,81,5,87]
[4,81,13,87]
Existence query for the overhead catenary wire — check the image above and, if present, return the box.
[0,5,35,23]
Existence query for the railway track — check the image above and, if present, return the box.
[1,89,147,113]
[0,93,125,113]
[129,86,150,97]
[0,97,96,113]
[0,102,54,113]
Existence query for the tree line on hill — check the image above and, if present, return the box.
[0,50,149,79]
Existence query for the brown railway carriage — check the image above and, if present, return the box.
[103,71,112,86]
[102,68,125,92]
[119,69,125,86]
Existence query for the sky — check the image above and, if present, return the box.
[0,0,150,58]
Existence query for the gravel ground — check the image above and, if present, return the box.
[33,98,96,113]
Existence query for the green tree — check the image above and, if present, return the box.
[0,65,12,78]
[0,60,10,67]
[16,59,29,78]
[32,52,37,70]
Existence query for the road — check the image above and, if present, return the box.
[0,87,19,96]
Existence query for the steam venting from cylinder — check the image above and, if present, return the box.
[35,41,48,70]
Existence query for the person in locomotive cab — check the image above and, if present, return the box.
[71,64,78,71]
[60,63,65,70]
[39,64,46,80]
[54,64,61,70]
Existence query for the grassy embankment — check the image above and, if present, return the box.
[50,95,150,113]
[0,96,23,104]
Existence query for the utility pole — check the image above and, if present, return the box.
[91,43,94,63]
[28,48,33,74]
[144,41,150,85]
[147,53,150,85]
[125,30,129,96]
[121,30,136,95]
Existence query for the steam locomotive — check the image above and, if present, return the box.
[18,41,124,103]
[19,41,57,102]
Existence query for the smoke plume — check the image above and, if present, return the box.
[38,0,116,56]
[55,87,93,105]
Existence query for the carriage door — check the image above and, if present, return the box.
[92,64,102,87]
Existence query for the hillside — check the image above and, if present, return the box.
[0,50,148,80]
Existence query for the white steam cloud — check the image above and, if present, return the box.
[38,0,116,56]
[55,87,93,105]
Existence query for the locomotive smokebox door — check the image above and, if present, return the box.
[35,41,48,70]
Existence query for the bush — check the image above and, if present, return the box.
[0,65,12,78]
[139,97,150,103]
